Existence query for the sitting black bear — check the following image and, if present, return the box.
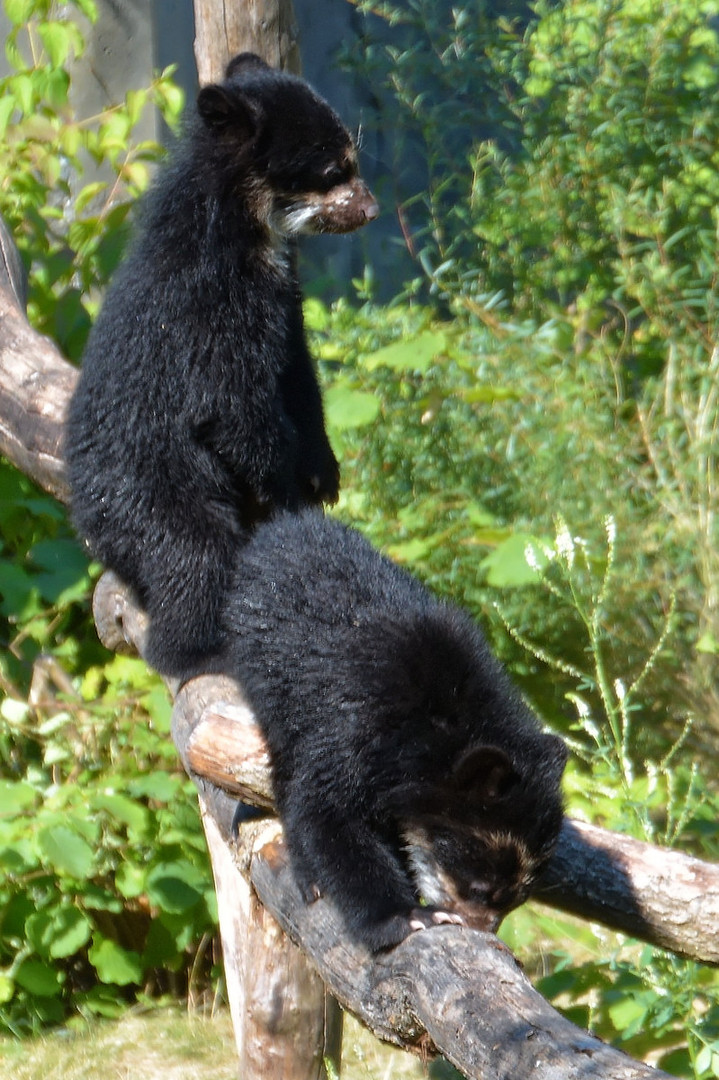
[65,53,378,679]
[224,510,568,952]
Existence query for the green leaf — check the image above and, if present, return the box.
[30,537,90,603]
[38,22,77,68]
[146,861,204,914]
[15,959,62,998]
[25,911,54,958]
[74,181,107,215]
[81,884,123,914]
[91,792,150,836]
[607,996,647,1034]
[37,825,95,879]
[127,771,180,802]
[142,918,180,967]
[75,0,98,19]
[11,72,35,115]
[4,0,35,26]
[0,975,14,1005]
[303,297,330,331]
[115,862,145,899]
[0,95,16,138]
[363,330,447,374]
[74,985,126,1019]
[460,385,520,404]
[0,841,36,873]
[696,631,719,655]
[385,537,435,563]
[0,779,37,816]
[88,937,143,986]
[48,907,93,959]
[480,534,547,587]
[324,385,380,430]
[0,561,38,618]
[27,908,90,959]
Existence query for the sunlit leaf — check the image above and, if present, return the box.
[88,937,142,986]
[37,825,95,879]
[324,385,380,430]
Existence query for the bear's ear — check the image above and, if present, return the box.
[541,733,569,783]
[196,85,258,140]
[225,52,270,80]
[453,745,519,803]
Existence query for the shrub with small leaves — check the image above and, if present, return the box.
[0,0,218,1034]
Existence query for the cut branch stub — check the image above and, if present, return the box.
[0,283,75,503]
[92,570,149,657]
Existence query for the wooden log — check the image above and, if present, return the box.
[180,701,719,967]
[535,818,719,965]
[199,802,341,1079]
[192,0,301,85]
[247,828,673,1079]
[0,243,74,502]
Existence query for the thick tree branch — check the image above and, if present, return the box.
[535,819,719,964]
[174,690,719,966]
[0,285,74,503]
[247,834,670,1079]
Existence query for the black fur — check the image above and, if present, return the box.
[223,510,568,952]
[65,54,377,679]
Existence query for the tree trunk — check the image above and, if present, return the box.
[193,0,301,85]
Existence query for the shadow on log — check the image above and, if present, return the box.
[3,209,717,1078]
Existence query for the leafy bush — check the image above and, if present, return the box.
[314,298,715,744]
[349,0,719,365]
[312,288,719,1074]
[0,0,219,1033]
[337,0,719,743]
[328,2,719,1068]
[0,0,183,359]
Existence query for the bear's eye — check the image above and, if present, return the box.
[317,161,349,189]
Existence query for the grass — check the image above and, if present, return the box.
[0,1009,239,1080]
[0,1006,430,1080]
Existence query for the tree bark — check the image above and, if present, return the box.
[247,834,672,1080]
[176,695,719,967]
[192,0,301,85]
[0,286,73,504]
[535,819,719,965]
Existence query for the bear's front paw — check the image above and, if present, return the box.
[362,907,465,952]
[304,455,340,505]
[407,906,465,933]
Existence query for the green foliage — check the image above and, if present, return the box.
[0,462,216,1035]
[312,297,714,740]
[350,0,719,373]
[0,627,218,1032]
[0,0,183,359]
[0,464,217,1031]
[329,1,719,1062]
[308,291,719,1073]
[0,0,217,1035]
